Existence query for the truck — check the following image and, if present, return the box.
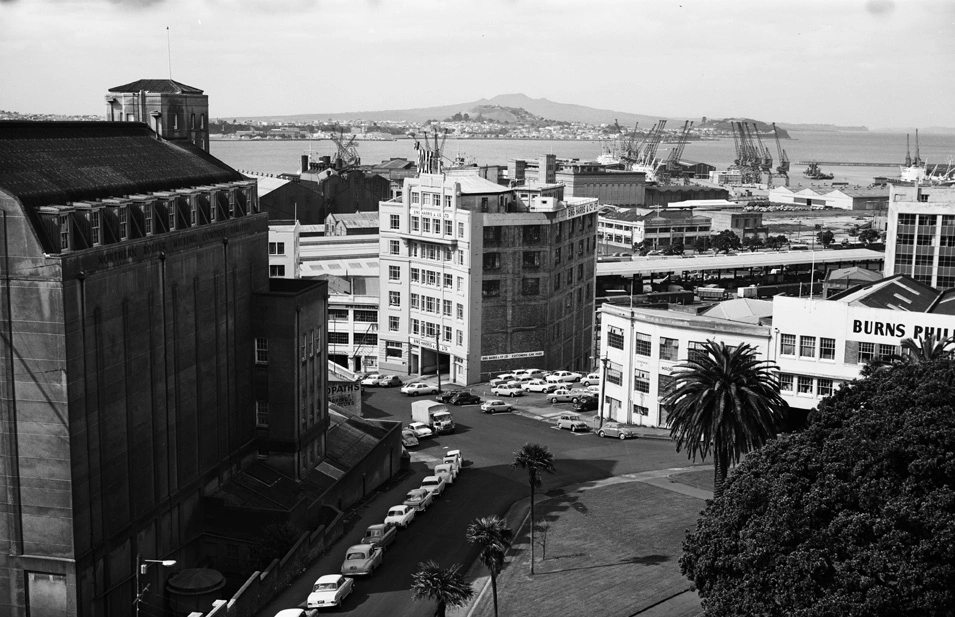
[411,400,455,434]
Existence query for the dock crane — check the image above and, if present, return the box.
[330,129,361,170]
[631,120,667,181]
[772,123,790,186]
[659,120,693,184]
[616,120,640,166]
[730,121,761,184]
[752,123,773,173]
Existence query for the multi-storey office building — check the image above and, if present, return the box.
[378,171,598,385]
[884,184,955,290]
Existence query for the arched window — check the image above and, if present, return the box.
[191,112,196,129]
[200,113,205,129]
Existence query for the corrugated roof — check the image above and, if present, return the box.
[702,298,774,324]
[0,121,242,210]
[829,274,941,312]
[826,266,884,282]
[447,173,511,195]
[108,79,204,94]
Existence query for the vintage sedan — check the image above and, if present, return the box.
[545,370,583,383]
[362,523,397,549]
[406,422,434,439]
[548,388,576,404]
[340,543,383,576]
[359,373,382,386]
[403,488,434,512]
[376,375,402,387]
[434,462,457,485]
[420,475,447,497]
[597,422,639,440]
[573,397,598,412]
[443,449,463,471]
[307,574,354,609]
[491,383,524,397]
[437,390,482,405]
[401,382,439,396]
[556,413,590,432]
[489,373,518,386]
[401,429,420,448]
[521,379,559,393]
[480,399,512,414]
[384,504,416,528]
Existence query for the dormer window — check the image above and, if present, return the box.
[90,210,101,245]
[144,203,153,235]
[168,203,177,231]
[118,207,128,240]
[59,215,71,253]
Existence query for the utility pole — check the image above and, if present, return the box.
[134,554,177,617]
[435,329,442,393]
[597,355,609,429]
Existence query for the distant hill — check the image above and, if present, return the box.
[698,118,791,138]
[777,122,868,132]
[870,126,955,135]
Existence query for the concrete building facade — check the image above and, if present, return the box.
[884,184,955,290]
[105,79,210,152]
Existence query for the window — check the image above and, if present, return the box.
[389,291,401,306]
[555,247,562,264]
[389,240,400,255]
[522,251,541,268]
[442,299,452,316]
[633,404,649,417]
[522,225,541,244]
[444,220,453,236]
[688,341,707,363]
[119,207,128,239]
[521,278,540,296]
[878,343,898,358]
[481,197,489,211]
[411,268,420,283]
[328,331,348,345]
[797,376,814,394]
[411,216,420,231]
[606,361,623,385]
[858,341,875,364]
[634,369,650,393]
[424,296,436,313]
[91,210,101,245]
[484,226,501,243]
[144,203,153,234]
[820,337,836,360]
[483,253,501,270]
[482,280,501,297]
[389,214,400,230]
[443,325,452,342]
[423,217,431,233]
[779,373,794,392]
[411,319,420,334]
[410,293,420,309]
[799,336,816,358]
[255,338,268,364]
[457,222,465,238]
[389,316,399,331]
[457,277,464,292]
[634,332,651,357]
[780,334,796,355]
[389,265,401,281]
[659,337,679,361]
[456,303,464,320]
[456,329,463,345]
[426,270,438,286]
[658,373,675,396]
[269,265,286,277]
[256,401,269,427]
[386,341,402,358]
[268,242,285,255]
[817,378,833,398]
[444,274,453,288]
[354,310,377,323]
[355,333,378,346]
[411,191,420,204]
[607,327,624,350]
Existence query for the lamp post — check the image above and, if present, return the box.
[435,330,442,393]
[134,553,176,617]
[597,355,609,429]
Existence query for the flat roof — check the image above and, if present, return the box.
[597,248,884,277]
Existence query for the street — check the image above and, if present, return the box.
[258,383,692,617]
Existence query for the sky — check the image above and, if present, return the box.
[2,0,954,129]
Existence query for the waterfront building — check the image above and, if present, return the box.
[644,184,730,208]
[597,208,713,251]
[884,184,955,290]
[105,78,210,151]
[694,209,766,240]
[509,155,648,206]
[769,185,889,211]
[377,170,598,385]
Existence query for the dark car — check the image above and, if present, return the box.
[437,390,481,405]
[573,397,598,412]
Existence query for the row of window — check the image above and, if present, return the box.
[779,334,837,360]
[328,332,378,346]
[410,319,465,346]
[328,308,378,322]
[779,374,835,397]
[481,278,543,297]
[407,293,465,318]
[405,267,463,291]
[410,191,455,208]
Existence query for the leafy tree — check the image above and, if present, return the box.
[664,242,685,256]
[466,516,513,617]
[861,333,954,377]
[660,341,787,496]
[816,229,835,248]
[636,239,654,256]
[512,443,556,574]
[248,522,301,572]
[693,235,713,253]
[711,229,741,254]
[681,359,955,616]
[410,560,474,617]
[859,228,881,244]
[741,236,763,252]
[764,235,788,251]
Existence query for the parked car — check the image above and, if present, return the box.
[586,384,601,394]
[489,373,518,386]
[438,391,481,406]
[545,370,583,383]
[376,375,402,387]
[401,429,420,448]
[406,422,434,439]
[401,382,438,396]
[434,462,457,485]
[360,373,382,386]
[597,422,639,440]
[557,413,590,432]
[274,610,308,617]
[384,504,416,528]
[513,368,544,380]
[307,574,355,610]
[521,379,559,393]
[548,388,576,404]
[481,399,512,414]
[362,523,397,549]
[581,372,601,387]
[403,488,434,512]
[491,383,524,397]
[340,543,382,576]
[443,449,463,473]
[420,475,447,497]
[573,397,598,412]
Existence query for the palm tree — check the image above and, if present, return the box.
[511,443,556,574]
[901,332,954,363]
[660,340,787,497]
[410,560,474,617]
[466,516,513,617]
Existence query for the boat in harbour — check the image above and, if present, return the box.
[803,161,833,180]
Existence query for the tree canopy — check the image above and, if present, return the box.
[681,359,955,616]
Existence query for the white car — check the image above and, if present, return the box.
[403,488,434,512]
[581,372,601,387]
[401,382,438,396]
[420,475,447,497]
[481,399,512,414]
[434,462,457,485]
[307,574,354,609]
[360,373,382,386]
[384,504,416,528]
[546,370,583,383]
[407,422,434,439]
[489,373,518,386]
[557,413,590,432]
[514,368,544,380]
[443,449,463,472]
[586,384,601,394]
[340,543,383,576]
[521,379,558,393]
[491,383,524,397]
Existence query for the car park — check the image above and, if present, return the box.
[557,413,590,432]
[581,372,601,387]
[434,462,456,485]
[403,488,434,512]
[545,370,582,383]
[340,543,382,576]
[420,475,447,497]
[360,373,382,386]
[573,397,598,412]
[481,399,512,414]
[401,429,420,448]
[548,388,577,403]
[489,373,518,386]
[307,573,355,609]
[521,379,558,393]
[401,382,438,396]
[384,504,416,528]
[436,391,481,406]
[491,383,524,397]
[362,523,397,549]
[407,422,434,439]
[597,422,639,440]
[376,375,402,387]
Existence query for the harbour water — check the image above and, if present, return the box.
[211,131,955,189]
